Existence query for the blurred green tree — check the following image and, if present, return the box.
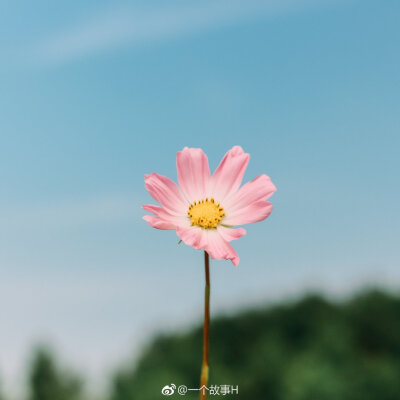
[109,289,400,400]
[28,347,83,400]
[0,377,5,400]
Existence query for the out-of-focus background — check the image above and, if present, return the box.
[0,0,399,399]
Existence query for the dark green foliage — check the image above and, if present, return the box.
[28,347,83,400]
[109,289,400,400]
[0,379,5,400]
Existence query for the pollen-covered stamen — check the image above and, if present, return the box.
[187,197,225,229]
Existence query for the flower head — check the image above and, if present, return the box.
[143,146,276,266]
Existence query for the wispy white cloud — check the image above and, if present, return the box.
[34,0,335,67]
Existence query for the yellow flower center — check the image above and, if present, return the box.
[187,198,225,229]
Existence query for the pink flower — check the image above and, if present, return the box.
[143,146,276,266]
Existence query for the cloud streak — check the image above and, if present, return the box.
[34,0,334,66]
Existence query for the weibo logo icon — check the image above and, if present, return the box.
[161,384,176,396]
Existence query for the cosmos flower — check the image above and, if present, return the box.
[143,146,276,266]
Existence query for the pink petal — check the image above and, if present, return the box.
[223,201,273,226]
[142,204,165,215]
[143,204,187,227]
[176,225,241,265]
[210,146,250,202]
[217,226,246,242]
[176,225,207,250]
[176,147,210,202]
[224,174,276,212]
[143,215,176,230]
[144,172,188,216]
[205,230,240,266]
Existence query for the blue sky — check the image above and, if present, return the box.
[1,0,399,396]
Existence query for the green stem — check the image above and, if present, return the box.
[200,251,210,400]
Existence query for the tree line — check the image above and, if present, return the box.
[2,289,400,400]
